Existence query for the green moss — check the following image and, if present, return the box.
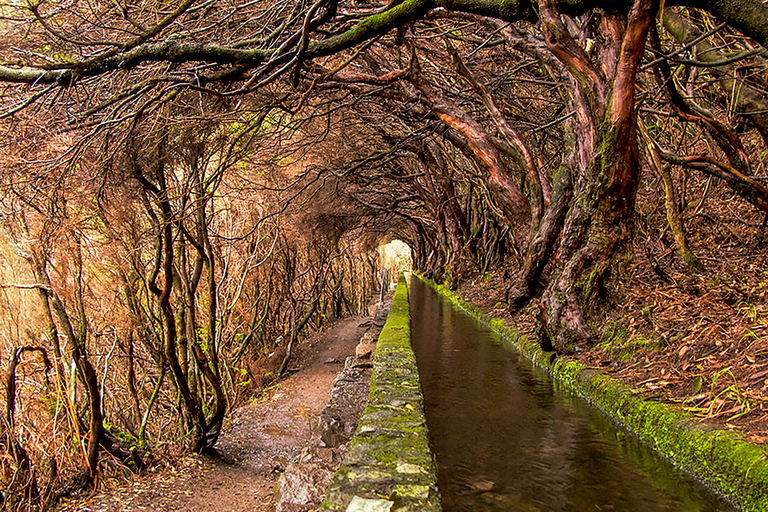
[104,421,137,446]
[684,251,705,273]
[578,264,598,299]
[392,484,431,499]
[417,273,768,512]
[597,319,661,362]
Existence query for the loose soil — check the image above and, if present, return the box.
[57,316,369,512]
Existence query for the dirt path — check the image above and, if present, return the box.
[60,316,368,512]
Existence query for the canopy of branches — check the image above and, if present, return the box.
[1,0,768,509]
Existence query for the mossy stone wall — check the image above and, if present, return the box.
[323,274,441,512]
[420,274,768,512]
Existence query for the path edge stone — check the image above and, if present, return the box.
[322,274,441,512]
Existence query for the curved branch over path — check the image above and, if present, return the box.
[1,0,767,92]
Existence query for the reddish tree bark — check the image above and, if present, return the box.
[407,57,531,226]
[537,0,658,353]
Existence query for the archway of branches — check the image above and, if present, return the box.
[1,1,768,507]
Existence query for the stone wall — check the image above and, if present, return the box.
[322,273,441,512]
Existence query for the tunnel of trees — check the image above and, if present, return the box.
[1,0,768,508]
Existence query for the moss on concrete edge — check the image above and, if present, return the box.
[323,274,441,512]
[418,274,768,512]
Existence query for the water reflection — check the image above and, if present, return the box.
[408,277,734,512]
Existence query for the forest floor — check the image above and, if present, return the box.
[57,316,369,512]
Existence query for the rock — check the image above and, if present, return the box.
[468,479,495,492]
[344,356,372,370]
[355,342,376,359]
[345,496,394,512]
[320,415,347,448]
[360,331,376,344]
[372,308,388,327]
[318,359,372,449]
[277,462,334,512]
[396,463,425,475]
[314,306,389,508]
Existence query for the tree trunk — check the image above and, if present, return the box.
[279,296,320,376]
[641,124,704,273]
[537,0,657,353]
[138,157,208,452]
[508,162,573,307]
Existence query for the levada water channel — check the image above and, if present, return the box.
[407,275,736,512]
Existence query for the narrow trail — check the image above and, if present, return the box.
[61,316,369,512]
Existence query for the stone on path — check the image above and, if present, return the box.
[276,462,334,512]
[345,496,394,512]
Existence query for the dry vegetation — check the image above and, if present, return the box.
[0,0,767,510]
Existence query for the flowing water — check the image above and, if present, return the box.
[408,276,736,512]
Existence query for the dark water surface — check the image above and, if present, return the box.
[408,276,736,512]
